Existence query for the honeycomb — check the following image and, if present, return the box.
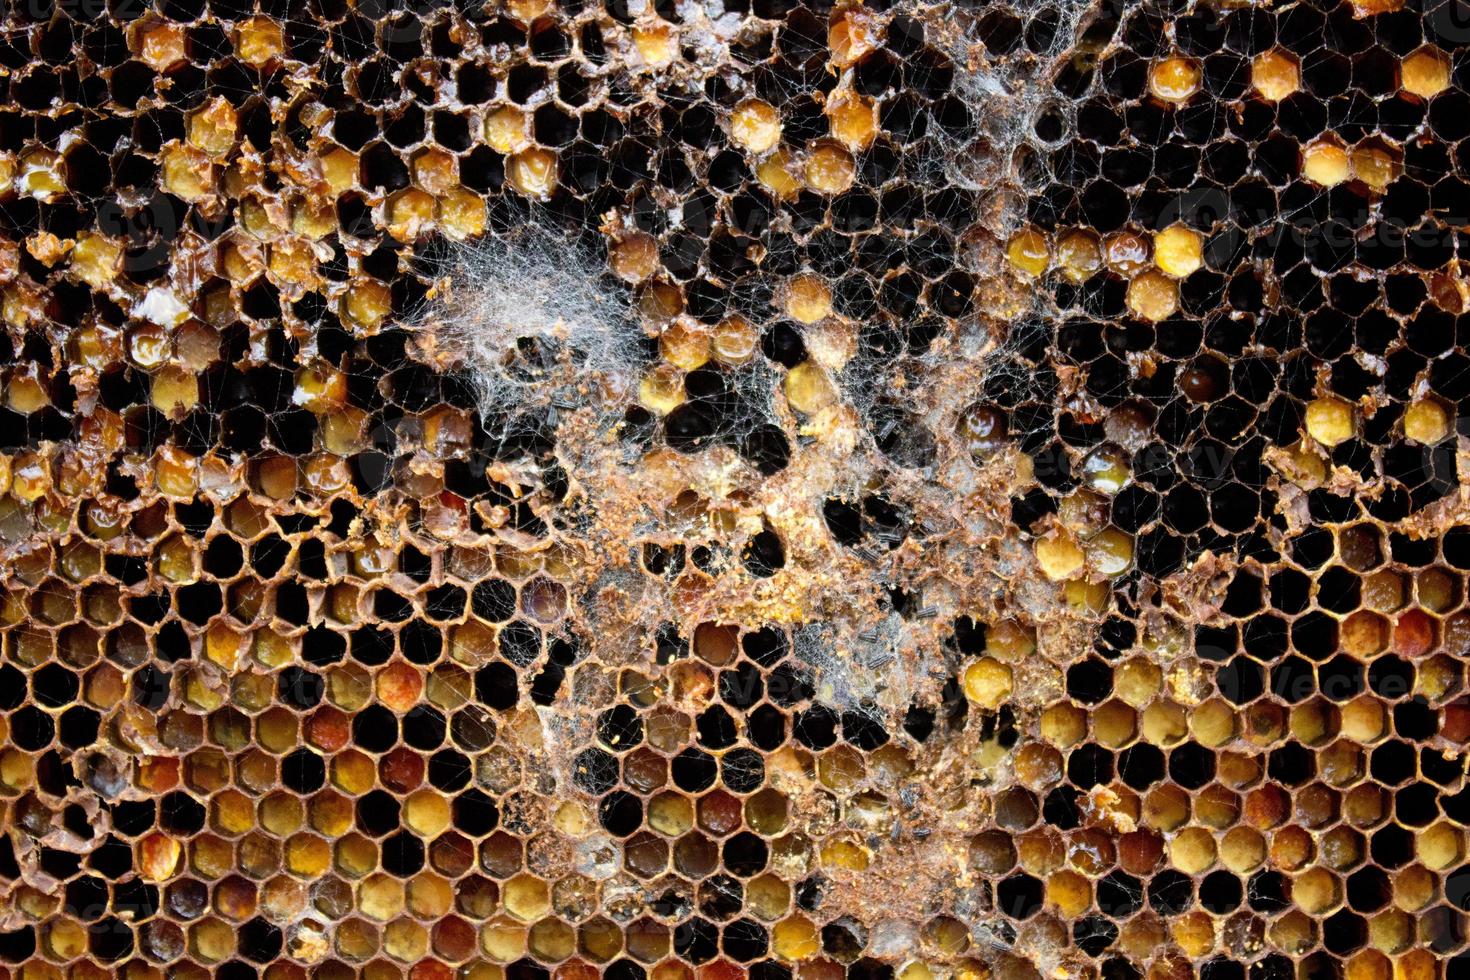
[0,0,1468,978]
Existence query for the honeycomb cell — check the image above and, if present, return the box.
[0,1,1460,977]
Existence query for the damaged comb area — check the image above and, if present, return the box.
[0,0,1468,979]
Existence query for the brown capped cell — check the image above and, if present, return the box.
[828,6,880,67]
[632,21,678,67]
[507,148,558,199]
[1393,608,1437,657]
[803,141,856,195]
[1251,49,1300,101]
[731,101,782,153]
[827,94,878,150]
[610,232,660,283]
[1149,57,1202,103]
[697,791,743,836]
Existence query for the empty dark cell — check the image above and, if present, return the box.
[1115,744,1164,791]
[86,917,133,962]
[373,589,414,623]
[274,581,309,626]
[1162,484,1208,534]
[245,533,289,578]
[1369,739,1416,785]
[372,833,427,890]
[1219,571,1264,618]
[1211,484,1263,535]
[749,704,786,751]
[1096,872,1143,919]
[1066,743,1114,789]
[723,832,768,877]
[159,791,205,836]
[699,873,744,921]
[1266,567,1311,614]
[1290,612,1337,661]
[1269,655,1314,704]
[41,845,81,882]
[1191,624,1236,663]
[144,620,187,665]
[451,706,498,753]
[130,666,169,712]
[597,705,644,752]
[597,791,641,837]
[841,711,888,750]
[1039,786,1080,830]
[390,546,430,586]
[428,750,471,793]
[1294,955,1341,980]
[665,401,719,453]
[696,706,738,750]
[742,530,785,578]
[474,662,518,712]
[1030,442,1074,491]
[764,664,811,708]
[1321,910,1367,956]
[58,706,100,750]
[675,917,718,964]
[721,748,765,793]
[431,111,472,151]
[101,553,148,587]
[0,665,25,714]
[399,621,443,666]
[237,918,282,964]
[1249,956,1294,980]
[1147,870,1193,916]
[1217,656,1264,705]
[1370,658,1417,705]
[277,666,323,709]
[1199,870,1243,914]
[282,748,325,795]
[1074,915,1117,957]
[454,789,499,837]
[1246,870,1291,914]
[352,704,398,753]
[995,874,1043,920]
[672,748,718,793]
[1267,742,1315,786]
[720,663,764,709]
[1319,655,1365,703]
[822,498,863,546]
[356,790,401,837]
[111,878,157,922]
[1166,742,1216,790]
[791,703,838,750]
[31,662,77,708]
[1343,866,1391,914]
[1444,525,1470,570]
[350,625,393,666]
[1314,565,1361,613]
[499,620,542,667]
[847,959,891,980]
[639,543,683,578]
[64,875,108,922]
[1065,658,1113,704]
[1369,824,1413,869]
[1393,697,1436,740]
[471,579,517,622]
[1421,747,1462,789]
[402,706,447,751]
